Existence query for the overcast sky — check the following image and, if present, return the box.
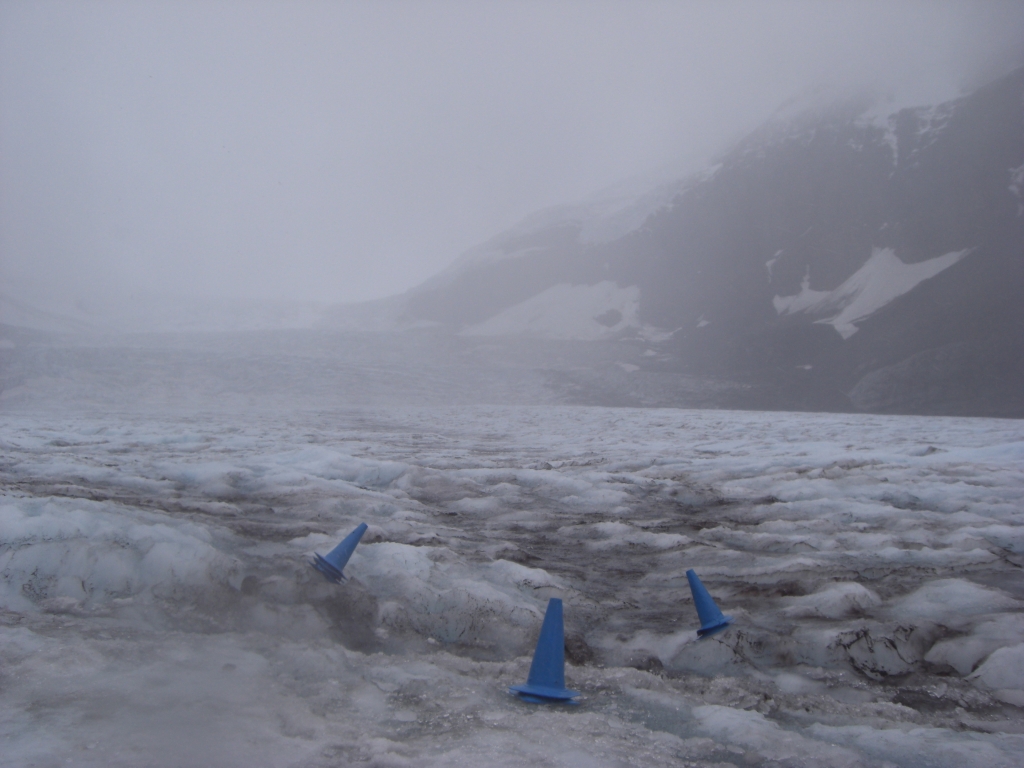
[2,1,1023,309]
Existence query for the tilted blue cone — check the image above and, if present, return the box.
[686,569,733,638]
[311,523,368,584]
[510,598,580,704]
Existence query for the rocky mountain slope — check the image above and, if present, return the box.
[328,67,1023,416]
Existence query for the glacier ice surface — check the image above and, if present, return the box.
[2,405,1023,766]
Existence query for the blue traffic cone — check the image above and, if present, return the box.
[311,523,368,584]
[510,597,580,704]
[686,569,733,638]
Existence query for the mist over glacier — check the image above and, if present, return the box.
[4,3,1024,766]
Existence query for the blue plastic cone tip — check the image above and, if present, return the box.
[311,523,368,584]
[509,597,580,704]
[686,569,733,638]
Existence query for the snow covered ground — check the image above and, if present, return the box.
[2,405,1023,767]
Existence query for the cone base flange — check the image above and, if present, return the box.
[311,553,346,584]
[509,684,580,704]
[696,616,733,638]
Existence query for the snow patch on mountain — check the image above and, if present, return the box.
[1010,163,1024,216]
[880,122,899,166]
[772,268,831,315]
[855,100,901,166]
[774,248,970,339]
[461,281,642,340]
[908,102,958,155]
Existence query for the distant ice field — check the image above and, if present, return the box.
[2,406,1023,767]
